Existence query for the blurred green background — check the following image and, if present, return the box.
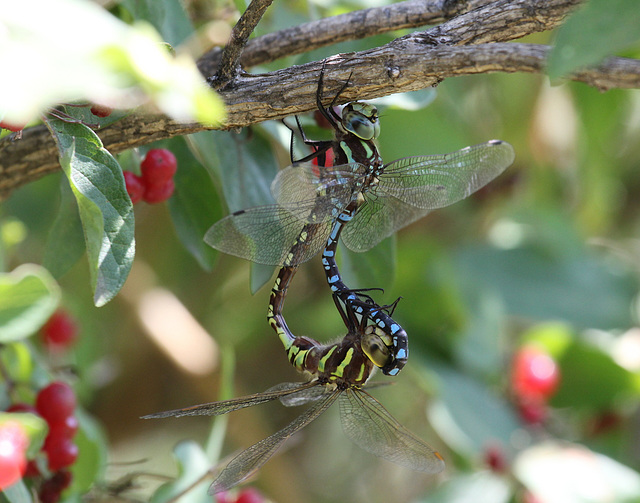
[3,0,640,502]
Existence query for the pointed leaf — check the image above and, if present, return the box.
[46,117,135,306]
[548,0,640,79]
[0,265,60,343]
[43,179,86,279]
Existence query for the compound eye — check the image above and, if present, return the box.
[343,111,377,140]
[361,326,392,368]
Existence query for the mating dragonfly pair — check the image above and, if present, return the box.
[144,63,515,493]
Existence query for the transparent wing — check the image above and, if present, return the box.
[342,193,431,252]
[141,381,319,419]
[339,389,445,474]
[377,141,515,209]
[342,141,515,252]
[271,162,366,206]
[210,390,339,494]
[277,383,334,407]
[204,202,334,266]
[205,163,366,266]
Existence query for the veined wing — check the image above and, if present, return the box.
[342,141,514,252]
[277,383,334,407]
[204,201,334,266]
[271,162,367,207]
[141,381,319,419]
[376,140,515,209]
[339,389,445,474]
[342,193,432,252]
[210,389,340,493]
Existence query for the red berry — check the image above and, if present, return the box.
[235,488,265,503]
[42,309,78,350]
[90,104,112,118]
[140,149,177,186]
[0,421,28,489]
[516,396,548,425]
[48,415,79,440]
[143,178,175,204]
[0,120,25,132]
[123,171,144,204]
[36,382,76,424]
[43,436,78,471]
[483,443,508,473]
[39,470,72,503]
[511,346,560,400]
[7,403,38,415]
[25,459,41,477]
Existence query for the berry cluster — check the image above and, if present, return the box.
[124,148,177,204]
[3,381,78,500]
[511,346,560,425]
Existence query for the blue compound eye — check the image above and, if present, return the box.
[343,104,380,140]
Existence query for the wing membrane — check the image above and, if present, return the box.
[204,202,334,265]
[210,390,339,493]
[339,389,445,473]
[342,141,514,251]
[377,141,515,209]
[142,381,319,419]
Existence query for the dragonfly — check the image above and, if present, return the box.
[143,298,445,494]
[205,63,515,375]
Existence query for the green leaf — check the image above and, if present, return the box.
[42,178,86,279]
[454,243,636,330]
[148,137,223,271]
[0,264,60,343]
[1,479,32,503]
[45,117,135,306]
[548,0,640,79]
[189,129,279,213]
[120,0,194,47]
[552,339,635,410]
[427,363,521,459]
[338,235,396,291]
[70,408,108,494]
[151,440,212,503]
[188,129,280,291]
[0,342,34,385]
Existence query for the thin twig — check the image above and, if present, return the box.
[197,0,583,77]
[197,0,499,76]
[212,0,275,88]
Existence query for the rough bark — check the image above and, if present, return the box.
[1,0,638,198]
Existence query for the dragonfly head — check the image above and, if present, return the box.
[342,102,380,141]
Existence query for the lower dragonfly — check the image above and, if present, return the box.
[143,298,445,494]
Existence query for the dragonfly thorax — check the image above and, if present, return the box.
[341,102,380,141]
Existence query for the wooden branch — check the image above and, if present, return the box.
[3,0,638,199]
[212,0,275,87]
[197,0,500,76]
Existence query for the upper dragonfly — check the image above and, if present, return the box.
[204,70,514,271]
